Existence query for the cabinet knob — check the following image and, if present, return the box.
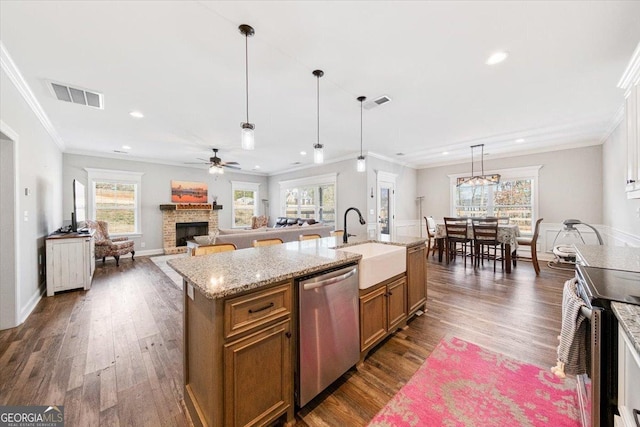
[285,331,291,339]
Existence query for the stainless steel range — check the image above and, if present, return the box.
[575,265,640,427]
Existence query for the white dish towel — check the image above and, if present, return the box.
[551,278,589,378]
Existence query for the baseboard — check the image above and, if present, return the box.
[20,284,45,324]
[130,248,163,257]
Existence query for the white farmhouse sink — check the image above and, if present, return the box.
[337,243,406,289]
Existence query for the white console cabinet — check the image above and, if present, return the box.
[46,231,95,296]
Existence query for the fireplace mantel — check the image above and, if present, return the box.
[159,203,223,211]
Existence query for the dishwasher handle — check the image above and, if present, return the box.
[303,268,357,291]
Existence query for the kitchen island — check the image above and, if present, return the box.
[168,235,426,427]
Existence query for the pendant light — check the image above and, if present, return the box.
[456,144,501,186]
[312,69,324,164]
[239,24,255,150]
[356,96,366,172]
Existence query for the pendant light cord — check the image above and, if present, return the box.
[245,33,249,123]
[316,75,320,145]
[360,99,363,156]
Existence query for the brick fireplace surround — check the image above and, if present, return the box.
[160,204,220,254]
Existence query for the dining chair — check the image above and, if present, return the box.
[192,243,237,256]
[486,216,510,224]
[443,217,474,267]
[472,218,503,272]
[515,218,544,275]
[299,234,321,241]
[252,238,284,247]
[330,230,344,237]
[423,216,438,258]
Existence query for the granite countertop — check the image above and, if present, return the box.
[574,244,640,272]
[168,235,426,300]
[168,238,360,299]
[612,302,640,356]
[337,235,427,248]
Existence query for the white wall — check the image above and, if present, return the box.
[366,156,418,236]
[63,154,268,253]
[602,120,640,245]
[1,68,64,327]
[417,145,603,251]
[417,145,603,224]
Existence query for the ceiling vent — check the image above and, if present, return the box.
[364,95,392,110]
[49,81,103,109]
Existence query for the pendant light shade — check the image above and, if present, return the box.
[356,96,366,172]
[241,123,254,151]
[239,24,255,150]
[314,143,324,164]
[456,144,500,186]
[312,69,324,164]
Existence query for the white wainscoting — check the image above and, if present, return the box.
[395,219,423,238]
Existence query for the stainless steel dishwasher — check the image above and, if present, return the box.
[297,263,360,407]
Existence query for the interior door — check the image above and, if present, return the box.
[377,173,396,241]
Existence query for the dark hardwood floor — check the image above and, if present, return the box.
[0,254,574,426]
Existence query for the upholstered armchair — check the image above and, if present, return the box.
[85,220,135,266]
[251,215,269,229]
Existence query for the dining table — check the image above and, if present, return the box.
[434,223,521,273]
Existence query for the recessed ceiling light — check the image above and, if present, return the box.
[442,151,449,155]
[254,165,260,169]
[129,111,144,118]
[122,145,131,150]
[486,51,508,65]
[515,138,525,143]
[300,151,307,156]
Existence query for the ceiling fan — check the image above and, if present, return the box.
[186,148,240,174]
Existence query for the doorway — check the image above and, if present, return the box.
[376,172,396,241]
[0,126,18,330]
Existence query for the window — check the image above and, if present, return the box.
[279,173,337,228]
[231,181,259,228]
[86,168,143,235]
[450,166,540,233]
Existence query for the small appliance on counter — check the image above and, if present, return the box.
[549,219,603,270]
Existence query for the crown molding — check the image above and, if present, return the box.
[367,151,416,169]
[617,40,640,95]
[601,104,625,143]
[0,41,65,151]
[417,139,603,170]
[65,149,268,176]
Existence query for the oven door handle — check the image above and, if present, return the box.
[580,305,592,320]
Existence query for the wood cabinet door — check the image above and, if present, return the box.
[359,286,387,352]
[407,245,427,314]
[387,278,407,331]
[224,319,292,427]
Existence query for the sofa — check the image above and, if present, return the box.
[202,223,334,249]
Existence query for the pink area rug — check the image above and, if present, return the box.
[368,337,580,427]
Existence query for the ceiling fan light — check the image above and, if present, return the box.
[241,122,255,150]
[357,155,366,172]
[313,143,324,164]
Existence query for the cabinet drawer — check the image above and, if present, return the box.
[224,282,292,339]
[407,244,424,255]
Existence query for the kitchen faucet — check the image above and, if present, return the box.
[343,207,366,244]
